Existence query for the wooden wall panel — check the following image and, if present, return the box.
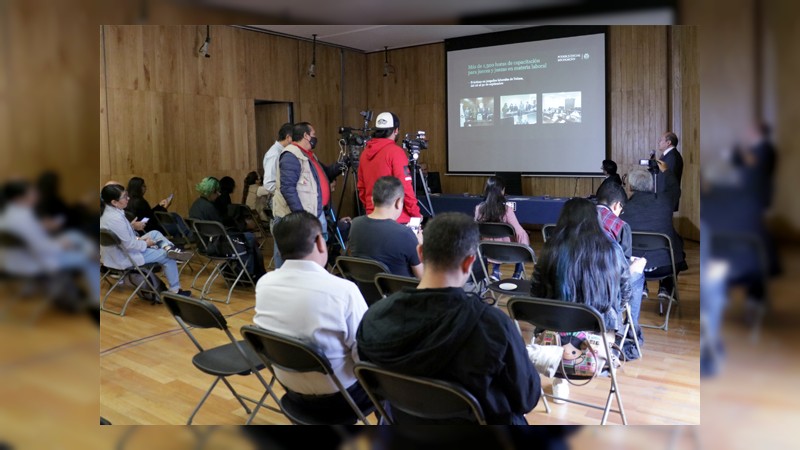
[104,26,145,91]
[246,34,299,102]
[100,27,110,177]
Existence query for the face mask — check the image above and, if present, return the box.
[309,136,318,149]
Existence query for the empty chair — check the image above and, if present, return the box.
[477,241,536,299]
[354,361,486,424]
[240,325,374,425]
[374,273,418,298]
[190,219,257,304]
[99,228,162,316]
[507,296,627,425]
[631,231,681,331]
[335,256,390,306]
[162,292,281,425]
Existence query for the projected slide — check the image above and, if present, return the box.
[459,97,494,127]
[446,28,606,175]
[542,91,581,124]
[500,94,537,125]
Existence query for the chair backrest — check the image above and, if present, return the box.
[541,224,556,243]
[335,256,390,306]
[630,231,676,280]
[240,325,332,375]
[162,291,228,330]
[192,219,228,239]
[478,222,515,240]
[477,241,536,265]
[507,296,604,334]
[374,273,418,298]
[99,228,122,247]
[354,362,487,424]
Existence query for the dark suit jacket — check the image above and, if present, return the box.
[620,190,685,270]
[596,174,623,197]
[659,147,684,211]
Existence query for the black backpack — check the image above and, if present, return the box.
[126,271,168,303]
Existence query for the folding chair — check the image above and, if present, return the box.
[335,256,390,307]
[354,361,487,424]
[190,220,257,304]
[507,296,627,425]
[162,292,282,425]
[154,211,198,275]
[541,224,557,243]
[619,302,643,359]
[230,204,268,250]
[374,273,418,298]
[477,241,536,301]
[99,228,162,316]
[240,325,373,425]
[478,222,515,240]
[0,230,76,322]
[631,231,681,331]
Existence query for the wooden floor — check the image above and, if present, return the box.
[100,232,701,426]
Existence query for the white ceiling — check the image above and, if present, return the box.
[245,25,536,53]
[245,8,674,53]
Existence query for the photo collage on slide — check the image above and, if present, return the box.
[460,91,581,127]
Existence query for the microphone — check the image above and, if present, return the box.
[649,149,656,159]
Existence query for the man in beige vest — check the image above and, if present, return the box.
[272,122,341,268]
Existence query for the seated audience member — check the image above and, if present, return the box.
[242,171,270,222]
[213,176,236,220]
[620,168,687,299]
[253,211,372,416]
[125,176,191,239]
[596,159,623,196]
[348,176,423,278]
[474,176,529,280]
[0,180,101,309]
[531,197,631,402]
[99,183,191,296]
[189,177,266,279]
[357,212,540,424]
[595,181,647,352]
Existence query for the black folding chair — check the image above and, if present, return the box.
[162,293,282,425]
[478,222,515,239]
[99,228,162,316]
[190,220,257,304]
[335,256,390,307]
[374,273,418,298]
[507,296,627,425]
[477,241,537,301]
[541,224,557,243]
[354,361,487,424]
[631,231,681,331]
[229,204,268,250]
[240,325,373,425]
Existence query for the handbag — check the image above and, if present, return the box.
[535,330,608,386]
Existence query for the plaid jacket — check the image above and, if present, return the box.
[597,204,632,259]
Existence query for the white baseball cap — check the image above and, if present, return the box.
[375,112,399,129]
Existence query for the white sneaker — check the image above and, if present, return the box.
[551,378,569,404]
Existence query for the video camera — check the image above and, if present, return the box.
[639,150,659,173]
[337,110,374,169]
[402,131,428,161]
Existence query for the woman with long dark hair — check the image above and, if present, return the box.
[100,184,191,296]
[474,176,530,280]
[126,177,169,234]
[530,197,630,402]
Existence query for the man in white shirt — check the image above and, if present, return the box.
[262,123,294,194]
[253,210,372,416]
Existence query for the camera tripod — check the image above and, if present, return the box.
[409,157,435,217]
[336,161,363,219]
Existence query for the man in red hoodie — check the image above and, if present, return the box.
[357,112,421,224]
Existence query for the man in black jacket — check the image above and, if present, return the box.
[621,168,687,299]
[656,131,684,211]
[356,212,540,424]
